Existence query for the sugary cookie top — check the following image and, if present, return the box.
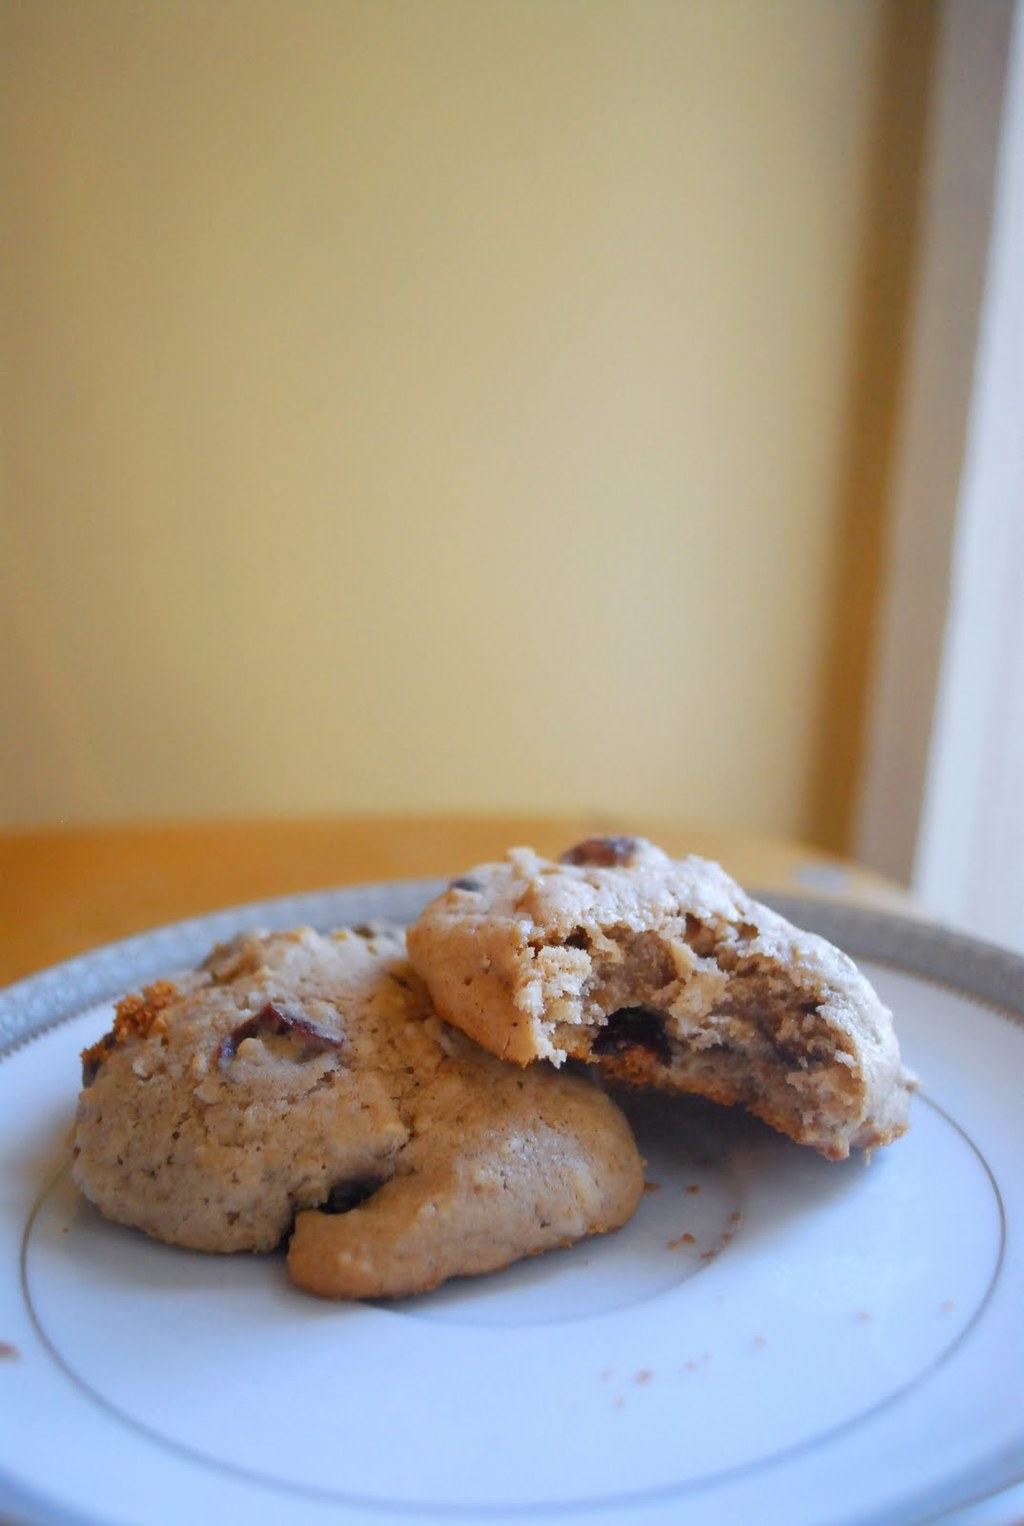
[434,837,871,1013]
[80,924,445,1098]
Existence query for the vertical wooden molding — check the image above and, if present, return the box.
[806,0,938,854]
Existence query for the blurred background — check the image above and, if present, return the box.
[2,1,1021,941]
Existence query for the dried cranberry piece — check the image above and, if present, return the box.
[218,1002,344,1070]
[560,836,643,868]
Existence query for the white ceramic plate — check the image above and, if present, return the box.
[1,883,1023,1526]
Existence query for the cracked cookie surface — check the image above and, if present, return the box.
[407,838,915,1160]
[72,927,644,1297]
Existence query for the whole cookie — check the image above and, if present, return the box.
[72,926,644,1298]
[407,838,915,1160]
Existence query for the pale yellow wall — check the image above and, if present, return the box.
[1,1,917,837]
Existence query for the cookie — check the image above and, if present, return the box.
[407,838,914,1160]
[72,926,643,1298]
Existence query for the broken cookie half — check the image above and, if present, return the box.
[407,837,915,1161]
[72,926,643,1298]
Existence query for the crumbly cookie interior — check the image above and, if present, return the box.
[407,838,913,1160]
[544,914,862,1159]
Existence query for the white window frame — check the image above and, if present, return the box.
[855,0,1020,946]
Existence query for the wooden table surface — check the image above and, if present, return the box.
[0,816,911,988]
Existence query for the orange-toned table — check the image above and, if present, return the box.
[0,817,910,988]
